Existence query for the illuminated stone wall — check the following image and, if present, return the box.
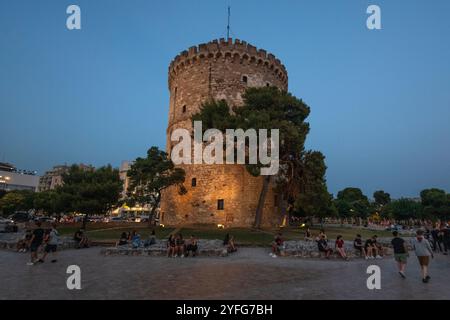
[160,38,288,227]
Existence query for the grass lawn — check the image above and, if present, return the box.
[57,223,174,242]
[276,226,393,241]
[179,227,274,246]
[54,222,393,245]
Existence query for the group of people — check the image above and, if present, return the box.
[166,232,237,258]
[73,228,89,249]
[116,229,157,248]
[391,229,435,283]
[310,229,383,261]
[426,224,450,254]
[353,234,384,259]
[303,226,443,283]
[17,221,60,266]
[167,233,198,258]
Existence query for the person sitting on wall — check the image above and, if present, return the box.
[185,235,198,257]
[17,229,32,253]
[270,232,284,258]
[131,231,142,249]
[315,229,328,242]
[353,234,368,259]
[144,229,156,247]
[167,234,176,257]
[317,234,333,259]
[74,229,89,249]
[223,233,237,253]
[175,233,185,257]
[304,228,313,242]
[364,236,381,259]
[372,235,384,258]
[116,232,128,247]
[335,235,349,261]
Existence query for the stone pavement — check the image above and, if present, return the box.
[0,247,449,300]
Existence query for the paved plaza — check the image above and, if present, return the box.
[0,247,449,300]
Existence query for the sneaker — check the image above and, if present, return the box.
[369,256,374,260]
[181,255,185,258]
[26,262,34,266]
[272,254,277,258]
[425,275,431,280]
[51,259,57,263]
[399,271,406,279]
[422,278,429,283]
[37,259,44,263]
[376,255,382,259]
[269,253,274,257]
[365,256,369,260]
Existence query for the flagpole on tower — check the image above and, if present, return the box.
[227,6,231,39]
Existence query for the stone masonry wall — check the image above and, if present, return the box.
[160,38,289,227]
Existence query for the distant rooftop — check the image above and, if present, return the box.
[0,162,38,176]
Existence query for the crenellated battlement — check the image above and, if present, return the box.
[168,38,288,88]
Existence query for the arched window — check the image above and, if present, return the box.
[242,75,248,84]
[191,178,197,187]
[182,105,187,113]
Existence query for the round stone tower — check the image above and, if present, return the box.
[160,38,288,227]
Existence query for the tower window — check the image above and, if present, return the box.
[191,178,197,187]
[217,199,224,210]
[242,75,248,84]
[266,82,270,87]
[182,105,187,113]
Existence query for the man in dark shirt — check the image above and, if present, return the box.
[443,225,450,255]
[364,236,381,259]
[317,235,333,259]
[431,227,441,252]
[353,234,367,259]
[391,231,409,278]
[28,221,44,265]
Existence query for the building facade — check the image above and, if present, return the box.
[0,162,40,192]
[38,164,93,192]
[160,38,288,227]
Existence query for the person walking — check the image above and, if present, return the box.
[411,230,434,283]
[441,224,450,255]
[27,221,45,266]
[431,225,441,252]
[41,223,59,263]
[391,231,409,278]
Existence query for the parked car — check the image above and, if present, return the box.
[9,211,33,223]
[88,216,103,223]
[34,216,56,223]
[110,217,125,223]
[385,224,404,232]
[0,217,17,233]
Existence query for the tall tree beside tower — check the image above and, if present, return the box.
[193,86,330,228]
[127,147,186,224]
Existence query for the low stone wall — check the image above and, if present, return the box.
[277,239,414,259]
[101,239,229,257]
[0,232,80,251]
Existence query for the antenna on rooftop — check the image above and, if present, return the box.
[227,6,231,39]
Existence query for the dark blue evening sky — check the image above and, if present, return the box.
[1,0,449,198]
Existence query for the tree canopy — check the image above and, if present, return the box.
[334,187,371,218]
[127,146,185,223]
[373,190,391,206]
[192,86,330,228]
[58,164,122,227]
